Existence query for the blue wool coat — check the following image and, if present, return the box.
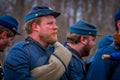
[61,42,85,80]
[4,37,52,80]
[86,35,120,80]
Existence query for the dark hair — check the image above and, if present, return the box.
[0,25,14,37]
[66,33,88,44]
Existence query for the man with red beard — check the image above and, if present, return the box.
[4,6,72,80]
[62,20,99,80]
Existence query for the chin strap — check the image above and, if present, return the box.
[31,42,72,80]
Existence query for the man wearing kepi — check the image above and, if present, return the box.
[62,20,99,80]
[0,14,20,80]
[86,7,120,80]
[4,6,71,80]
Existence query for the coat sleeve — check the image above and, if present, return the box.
[4,47,35,80]
[86,49,110,80]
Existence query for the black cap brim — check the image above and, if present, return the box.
[50,12,61,18]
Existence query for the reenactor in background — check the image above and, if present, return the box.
[0,14,20,80]
[62,20,99,80]
[86,7,120,80]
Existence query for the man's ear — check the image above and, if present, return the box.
[80,36,87,45]
[117,20,120,27]
[31,22,39,32]
[0,31,7,39]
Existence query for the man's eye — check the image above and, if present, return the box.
[48,22,53,25]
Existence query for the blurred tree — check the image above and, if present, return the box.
[0,0,120,60]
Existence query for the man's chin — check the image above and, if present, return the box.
[50,40,57,45]
[47,36,57,45]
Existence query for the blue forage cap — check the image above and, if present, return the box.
[69,20,98,36]
[114,8,120,22]
[0,14,20,35]
[24,6,61,22]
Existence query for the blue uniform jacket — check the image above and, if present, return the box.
[4,36,52,80]
[61,42,85,80]
[86,35,120,80]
